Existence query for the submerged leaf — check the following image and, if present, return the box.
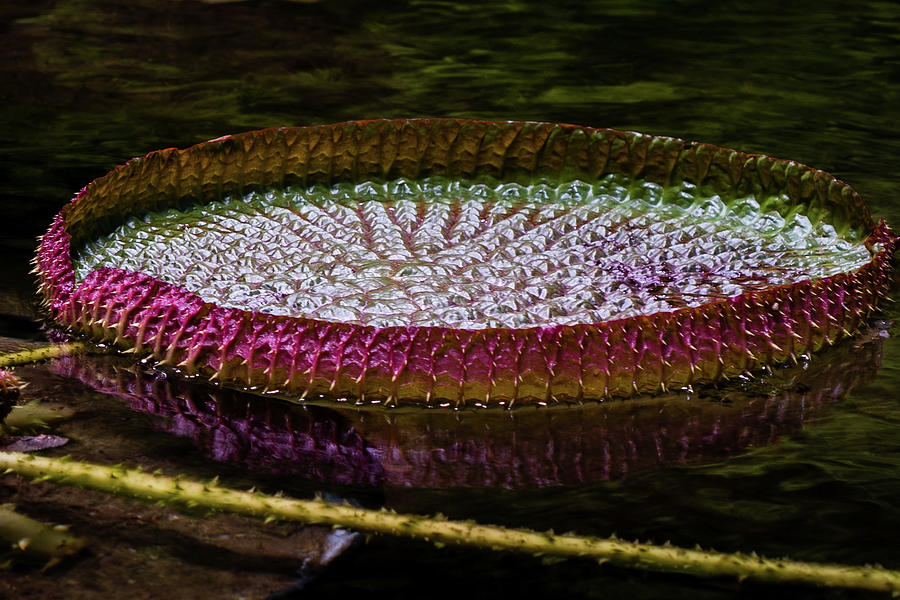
[0,435,69,453]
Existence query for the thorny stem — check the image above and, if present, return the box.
[0,342,92,369]
[1,452,898,594]
[0,504,85,564]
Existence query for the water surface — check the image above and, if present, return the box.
[1,2,899,598]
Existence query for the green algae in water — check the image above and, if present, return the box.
[73,175,871,329]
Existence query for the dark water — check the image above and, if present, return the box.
[2,1,900,598]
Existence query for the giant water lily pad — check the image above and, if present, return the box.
[35,119,897,407]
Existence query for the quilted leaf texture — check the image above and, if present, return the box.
[35,119,898,407]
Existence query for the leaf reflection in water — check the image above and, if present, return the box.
[50,323,886,489]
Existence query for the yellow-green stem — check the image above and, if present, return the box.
[1,452,898,594]
[0,342,91,368]
[0,504,85,563]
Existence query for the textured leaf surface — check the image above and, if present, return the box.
[74,176,870,330]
